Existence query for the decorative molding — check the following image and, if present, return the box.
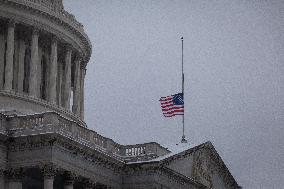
[192,149,213,188]
[0,169,4,177]
[41,163,58,179]
[63,171,77,185]
[7,19,16,27]
[6,167,24,181]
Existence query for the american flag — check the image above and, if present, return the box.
[159,93,184,117]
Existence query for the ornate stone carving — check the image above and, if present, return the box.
[6,167,24,181]
[192,149,213,188]
[7,19,16,27]
[82,178,96,189]
[41,164,58,179]
[0,169,4,177]
[63,171,77,185]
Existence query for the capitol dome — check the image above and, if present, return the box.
[0,0,92,126]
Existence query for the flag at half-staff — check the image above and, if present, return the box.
[159,93,184,117]
[159,37,187,143]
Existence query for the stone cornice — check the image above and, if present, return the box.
[6,133,125,174]
[124,163,207,188]
[158,166,208,189]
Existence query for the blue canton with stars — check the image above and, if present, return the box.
[173,93,184,105]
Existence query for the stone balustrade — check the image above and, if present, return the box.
[1,112,171,161]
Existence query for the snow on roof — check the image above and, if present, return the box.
[127,141,207,164]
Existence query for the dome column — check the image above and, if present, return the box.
[72,57,81,116]
[80,68,86,119]
[0,31,5,89]
[29,28,40,97]
[4,20,15,91]
[17,39,26,93]
[48,37,58,104]
[62,46,72,109]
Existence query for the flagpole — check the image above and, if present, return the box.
[181,37,187,143]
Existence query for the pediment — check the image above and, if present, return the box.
[161,142,240,189]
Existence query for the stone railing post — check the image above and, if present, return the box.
[145,143,155,155]
[118,146,126,156]
[105,139,113,153]
[8,116,21,131]
[0,114,6,134]
[43,113,59,132]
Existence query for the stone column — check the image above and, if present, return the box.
[80,68,86,119]
[37,48,43,98]
[0,169,4,189]
[42,164,57,189]
[17,39,26,93]
[29,28,39,97]
[57,62,63,106]
[45,52,50,100]
[62,46,72,109]
[4,20,15,91]
[13,38,19,90]
[72,57,81,115]
[48,37,58,104]
[64,171,75,189]
[0,33,5,89]
[7,168,23,189]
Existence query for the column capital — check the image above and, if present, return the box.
[7,19,16,28]
[65,44,73,52]
[51,35,59,44]
[41,164,57,179]
[82,178,96,189]
[0,169,4,177]
[6,168,24,181]
[63,171,77,185]
[74,56,82,64]
[32,27,40,36]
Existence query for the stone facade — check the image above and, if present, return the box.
[0,0,241,188]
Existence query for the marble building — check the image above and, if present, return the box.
[0,0,241,188]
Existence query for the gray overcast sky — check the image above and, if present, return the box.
[64,1,284,188]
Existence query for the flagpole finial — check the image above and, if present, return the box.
[181,36,183,40]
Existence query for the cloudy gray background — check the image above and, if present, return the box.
[64,0,284,188]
